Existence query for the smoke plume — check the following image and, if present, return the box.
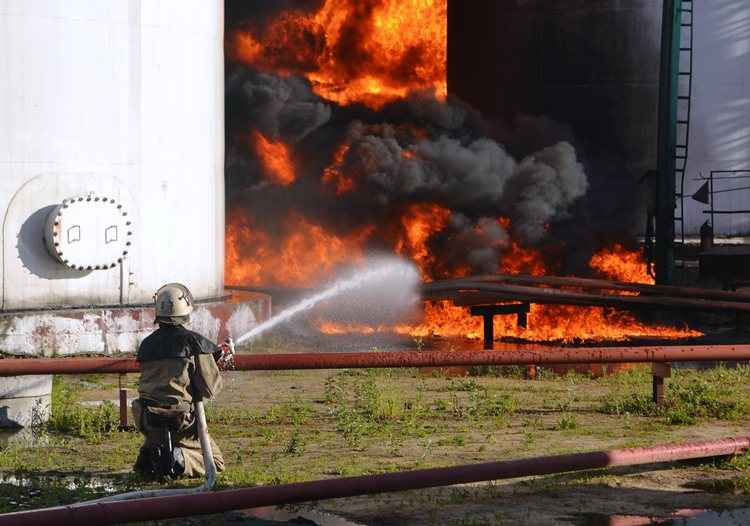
[227,63,588,282]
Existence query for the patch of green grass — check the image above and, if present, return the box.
[468,365,528,379]
[689,476,750,494]
[0,478,110,513]
[46,377,119,443]
[555,414,578,430]
[600,367,750,425]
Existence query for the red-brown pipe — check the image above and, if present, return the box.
[423,280,750,312]
[1,345,750,376]
[1,436,747,525]
[442,273,750,303]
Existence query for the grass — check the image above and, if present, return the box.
[601,365,750,425]
[1,364,750,513]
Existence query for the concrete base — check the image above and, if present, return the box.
[0,290,271,357]
[0,375,52,428]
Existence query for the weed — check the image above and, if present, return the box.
[432,399,448,413]
[283,431,306,456]
[555,414,578,430]
[334,408,370,450]
[324,375,344,404]
[453,378,480,392]
[386,431,405,457]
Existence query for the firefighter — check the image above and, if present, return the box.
[132,283,229,479]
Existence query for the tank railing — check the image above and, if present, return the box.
[695,170,750,236]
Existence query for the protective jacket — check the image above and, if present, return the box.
[137,324,223,410]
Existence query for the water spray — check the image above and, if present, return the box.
[233,259,419,346]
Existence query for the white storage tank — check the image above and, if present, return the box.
[0,1,271,427]
[0,0,270,360]
[1,0,225,309]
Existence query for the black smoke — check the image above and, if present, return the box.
[225,1,597,283]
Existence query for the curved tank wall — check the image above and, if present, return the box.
[448,0,750,239]
[683,1,750,236]
[448,0,663,246]
[0,0,225,310]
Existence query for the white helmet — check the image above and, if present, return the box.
[154,283,194,318]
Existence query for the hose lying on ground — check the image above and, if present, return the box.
[74,399,217,505]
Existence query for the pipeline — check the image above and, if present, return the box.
[2,345,750,376]
[422,280,750,312]
[1,435,747,525]
[435,274,750,303]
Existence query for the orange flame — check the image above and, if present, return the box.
[395,203,452,279]
[590,243,653,284]
[226,212,373,286]
[231,0,447,109]
[322,142,356,195]
[252,131,296,186]
[228,3,699,343]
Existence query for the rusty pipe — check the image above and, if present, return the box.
[2,345,750,376]
[436,274,750,303]
[422,280,750,312]
[1,436,747,525]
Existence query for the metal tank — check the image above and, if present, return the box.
[449,0,750,239]
[448,0,663,246]
[0,1,269,424]
[682,1,750,236]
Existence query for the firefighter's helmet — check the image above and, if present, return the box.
[154,283,195,319]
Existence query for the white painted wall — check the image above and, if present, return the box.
[683,0,750,236]
[0,0,225,309]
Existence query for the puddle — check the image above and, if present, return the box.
[0,473,120,493]
[663,508,750,525]
[564,508,750,525]
[242,506,366,526]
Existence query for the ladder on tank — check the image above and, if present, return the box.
[674,0,694,249]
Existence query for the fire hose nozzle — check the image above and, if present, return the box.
[217,337,236,370]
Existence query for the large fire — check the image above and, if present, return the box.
[226,1,701,343]
[315,245,701,343]
[231,0,447,109]
[226,211,373,286]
